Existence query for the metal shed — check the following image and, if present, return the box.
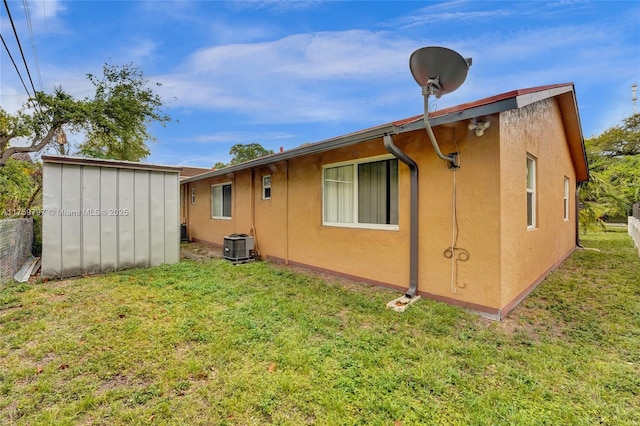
[42,155,182,278]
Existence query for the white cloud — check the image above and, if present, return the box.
[24,0,65,22]
[188,131,296,144]
[184,30,409,80]
[124,39,160,65]
[152,30,416,124]
[0,86,26,113]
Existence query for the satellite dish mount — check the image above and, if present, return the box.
[409,46,472,169]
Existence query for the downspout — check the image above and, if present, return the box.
[250,169,256,248]
[383,134,419,298]
[285,160,290,265]
[185,183,190,241]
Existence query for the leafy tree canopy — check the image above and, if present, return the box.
[0,63,170,165]
[580,113,640,231]
[0,157,41,218]
[588,113,639,157]
[214,143,274,169]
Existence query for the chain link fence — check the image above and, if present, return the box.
[0,218,34,284]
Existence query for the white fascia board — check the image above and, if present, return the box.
[516,86,574,109]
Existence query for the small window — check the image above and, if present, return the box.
[262,175,271,200]
[526,155,536,229]
[211,183,232,219]
[564,177,570,221]
[191,187,196,204]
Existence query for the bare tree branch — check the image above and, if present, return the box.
[0,124,61,166]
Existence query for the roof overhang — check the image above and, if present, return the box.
[181,83,588,184]
[394,83,588,182]
[181,123,396,183]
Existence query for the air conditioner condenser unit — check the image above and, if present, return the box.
[223,234,255,263]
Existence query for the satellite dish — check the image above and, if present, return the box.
[408,46,472,169]
[409,46,471,98]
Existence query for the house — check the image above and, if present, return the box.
[180,83,588,320]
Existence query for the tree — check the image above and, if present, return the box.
[0,63,170,165]
[0,157,41,218]
[214,143,274,169]
[77,64,170,160]
[589,113,640,157]
[579,113,640,231]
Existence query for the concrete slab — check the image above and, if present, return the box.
[386,295,421,312]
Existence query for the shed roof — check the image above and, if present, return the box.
[180,83,588,183]
[42,155,183,173]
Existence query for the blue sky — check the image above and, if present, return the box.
[1,1,639,168]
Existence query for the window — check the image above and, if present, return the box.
[211,183,232,219]
[262,175,271,200]
[323,157,398,229]
[191,187,196,204]
[564,176,570,220]
[526,155,536,229]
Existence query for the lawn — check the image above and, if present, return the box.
[1,229,638,425]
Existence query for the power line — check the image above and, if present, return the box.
[3,0,38,98]
[0,31,32,98]
[22,0,43,91]
[41,0,47,31]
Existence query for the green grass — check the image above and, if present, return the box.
[1,230,638,425]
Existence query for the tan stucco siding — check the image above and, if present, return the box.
[499,98,577,308]
[281,140,412,288]
[186,172,253,245]
[252,163,289,260]
[397,122,502,309]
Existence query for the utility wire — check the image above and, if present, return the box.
[0,31,32,98]
[22,0,43,91]
[41,0,47,31]
[3,0,38,98]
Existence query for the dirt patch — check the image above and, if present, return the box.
[180,242,223,260]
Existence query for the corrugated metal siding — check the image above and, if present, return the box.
[42,162,180,278]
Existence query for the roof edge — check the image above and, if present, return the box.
[181,83,585,183]
[42,155,183,173]
[181,123,396,183]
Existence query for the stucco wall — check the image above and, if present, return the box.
[393,122,503,310]
[499,98,577,309]
[252,163,290,260]
[283,140,411,290]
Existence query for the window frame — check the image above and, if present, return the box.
[526,155,537,229]
[322,154,399,231]
[564,176,570,221]
[211,182,232,220]
[262,175,271,200]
